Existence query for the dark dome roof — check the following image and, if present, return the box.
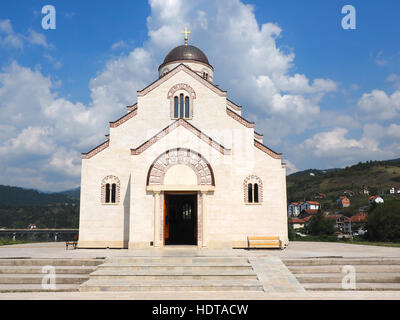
[161,45,211,67]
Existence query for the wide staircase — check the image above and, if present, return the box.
[283,257,400,291]
[0,258,104,292]
[80,256,263,292]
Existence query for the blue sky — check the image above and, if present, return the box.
[0,0,399,191]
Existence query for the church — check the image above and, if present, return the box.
[78,31,288,249]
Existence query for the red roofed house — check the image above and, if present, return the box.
[289,218,305,229]
[369,196,384,205]
[326,214,351,233]
[337,196,350,208]
[288,202,301,217]
[350,212,367,223]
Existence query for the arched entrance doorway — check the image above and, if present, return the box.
[146,148,215,247]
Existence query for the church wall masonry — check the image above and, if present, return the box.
[78,41,288,249]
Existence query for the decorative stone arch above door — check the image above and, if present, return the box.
[147,148,215,186]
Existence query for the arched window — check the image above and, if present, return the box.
[172,94,191,119]
[243,175,263,204]
[248,184,253,203]
[174,96,179,118]
[111,183,116,203]
[179,94,184,118]
[101,176,120,204]
[105,183,111,203]
[167,84,196,120]
[254,183,259,203]
[185,96,190,118]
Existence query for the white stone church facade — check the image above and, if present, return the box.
[78,42,288,249]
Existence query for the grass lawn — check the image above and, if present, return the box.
[0,238,26,246]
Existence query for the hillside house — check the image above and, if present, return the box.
[298,209,319,220]
[288,201,320,217]
[288,202,301,217]
[343,190,354,197]
[326,214,351,234]
[369,196,384,205]
[337,196,350,208]
[289,218,305,229]
[315,192,326,199]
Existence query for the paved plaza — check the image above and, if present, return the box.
[0,241,399,300]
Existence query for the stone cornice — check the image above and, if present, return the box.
[126,103,137,112]
[254,140,282,159]
[254,131,263,140]
[82,140,110,159]
[158,59,214,71]
[227,99,242,112]
[137,64,227,98]
[131,119,231,156]
[109,106,138,128]
[226,107,254,128]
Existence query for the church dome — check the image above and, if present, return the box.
[160,45,212,69]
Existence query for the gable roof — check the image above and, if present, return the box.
[130,118,231,156]
[82,140,110,160]
[110,105,138,128]
[137,64,227,98]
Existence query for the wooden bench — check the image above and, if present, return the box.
[247,236,282,249]
[65,241,78,250]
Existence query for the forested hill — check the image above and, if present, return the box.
[286,159,400,208]
[0,185,79,207]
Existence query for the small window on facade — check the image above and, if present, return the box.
[105,183,111,203]
[254,183,259,203]
[185,96,190,118]
[248,183,253,203]
[173,94,191,119]
[101,175,120,204]
[244,175,263,204]
[180,94,184,118]
[111,183,116,203]
[174,96,179,118]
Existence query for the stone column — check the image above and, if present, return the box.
[154,191,161,247]
[201,191,208,248]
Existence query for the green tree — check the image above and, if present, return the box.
[288,220,296,241]
[366,200,400,241]
[307,212,335,236]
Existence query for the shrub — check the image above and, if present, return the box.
[366,200,400,242]
[306,212,336,236]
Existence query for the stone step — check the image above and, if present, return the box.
[0,274,89,284]
[79,279,263,292]
[108,257,250,264]
[301,282,400,291]
[288,265,400,274]
[89,270,258,281]
[97,263,252,271]
[283,258,400,266]
[0,266,97,274]
[0,284,79,292]
[295,273,400,283]
[0,259,104,267]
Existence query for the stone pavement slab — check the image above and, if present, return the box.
[250,257,305,293]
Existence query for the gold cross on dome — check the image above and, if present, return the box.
[181,27,191,45]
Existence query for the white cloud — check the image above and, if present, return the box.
[111,40,129,50]
[386,74,400,90]
[0,19,53,50]
[284,159,299,175]
[26,29,52,49]
[357,89,400,121]
[387,124,400,140]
